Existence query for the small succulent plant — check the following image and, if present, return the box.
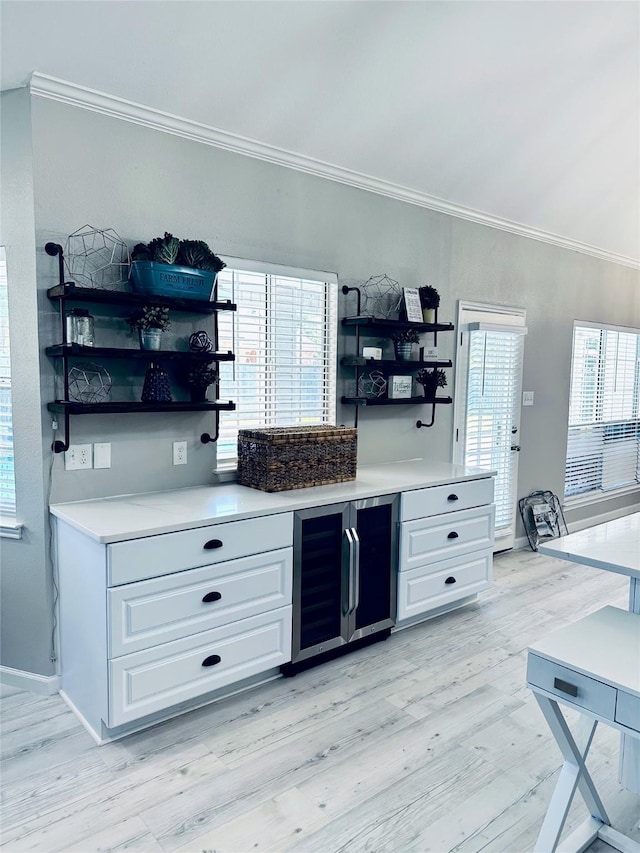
[391,328,421,344]
[127,305,171,331]
[419,285,440,310]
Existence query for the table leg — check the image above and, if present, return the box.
[533,693,610,853]
[621,577,640,794]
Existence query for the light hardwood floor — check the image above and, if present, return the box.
[1,549,639,853]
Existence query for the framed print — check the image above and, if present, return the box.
[403,288,423,323]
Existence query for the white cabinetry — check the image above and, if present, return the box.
[56,513,293,742]
[397,478,495,625]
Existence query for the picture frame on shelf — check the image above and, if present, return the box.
[403,288,423,323]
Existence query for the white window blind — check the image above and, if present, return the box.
[565,323,640,501]
[464,327,525,535]
[0,247,16,514]
[216,265,338,463]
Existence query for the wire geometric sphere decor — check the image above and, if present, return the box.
[68,362,112,404]
[361,274,403,320]
[65,225,130,291]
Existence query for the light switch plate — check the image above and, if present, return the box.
[522,391,534,406]
[94,443,111,469]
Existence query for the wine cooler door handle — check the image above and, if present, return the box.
[344,527,355,614]
[351,527,361,612]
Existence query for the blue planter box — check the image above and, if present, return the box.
[130,261,217,301]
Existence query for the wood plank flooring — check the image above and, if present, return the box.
[1,549,639,853]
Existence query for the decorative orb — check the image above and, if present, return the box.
[65,225,130,291]
[68,362,112,403]
[189,330,214,353]
[358,370,387,399]
[361,274,403,320]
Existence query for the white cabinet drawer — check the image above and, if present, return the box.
[616,690,640,732]
[397,551,492,622]
[107,512,293,585]
[399,505,495,571]
[108,606,292,726]
[108,547,293,657]
[527,654,617,721]
[401,477,494,521]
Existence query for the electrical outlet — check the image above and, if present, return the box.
[173,440,187,465]
[522,391,535,407]
[94,442,111,469]
[65,444,93,471]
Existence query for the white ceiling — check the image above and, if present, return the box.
[2,0,639,264]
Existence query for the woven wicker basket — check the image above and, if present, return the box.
[237,425,358,492]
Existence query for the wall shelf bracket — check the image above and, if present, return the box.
[416,406,437,429]
[341,284,362,316]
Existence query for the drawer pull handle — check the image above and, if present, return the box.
[203,539,223,550]
[202,654,222,667]
[202,591,222,603]
[447,531,459,539]
[447,494,459,502]
[554,677,578,698]
[445,576,456,585]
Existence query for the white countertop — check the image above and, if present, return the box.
[50,460,493,543]
[538,512,640,579]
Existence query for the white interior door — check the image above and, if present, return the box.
[453,303,527,551]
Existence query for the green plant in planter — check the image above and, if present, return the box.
[390,328,421,344]
[418,285,440,310]
[127,305,171,331]
[182,361,218,401]
[415,367,448,396]
[131,232,226,273]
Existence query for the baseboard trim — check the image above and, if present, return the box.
[0,666,61,695]
[28,72,639,271]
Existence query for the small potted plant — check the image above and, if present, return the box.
[130,232,226,301]
[416,367,447,399]
[418,285,440,323]
[127,305,171,350]
[391,328,421,360]
[183,361,218,402]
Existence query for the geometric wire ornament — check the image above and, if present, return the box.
[358,369,387,399]
[65,225,131,291]
[68,362,112,403]
[361,273,403,319]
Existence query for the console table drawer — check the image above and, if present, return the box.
[401,477,493,521]
[399,505,495,571]
[527,654,617,721]
[616,690,640,732]
[397,551,492,621]
[108,548,293,657]
[108,606,292,726]
[107,512,293,585]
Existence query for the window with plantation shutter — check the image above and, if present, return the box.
[216,261,338,465]
[0,247,16,515]
[565,322,640,502]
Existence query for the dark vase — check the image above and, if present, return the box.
[141,362,172,402]
[420,376,438,399]
[189,386,208,403]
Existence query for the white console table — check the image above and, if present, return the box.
[527,606,640,853]
[539,512,640,795]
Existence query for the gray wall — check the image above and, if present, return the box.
[2,91,639,677]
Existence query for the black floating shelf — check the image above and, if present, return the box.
[341,356,453,370]
[47,283,236,314]
[46,344,235,362]
[342,317,454,333]
[47,401,236,415]
[341,396,453,407]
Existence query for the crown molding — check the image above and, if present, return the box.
[29,72,639,270]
